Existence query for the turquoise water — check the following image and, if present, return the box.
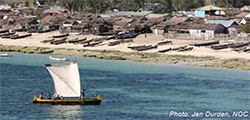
[0,52,249,119]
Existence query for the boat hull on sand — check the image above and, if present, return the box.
[32,95,102,105]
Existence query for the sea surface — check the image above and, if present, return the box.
[0,52,249,120]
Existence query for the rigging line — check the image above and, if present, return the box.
[44,62,79,95]
[40,61,53,95]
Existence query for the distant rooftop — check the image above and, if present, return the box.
[107,11,152,16]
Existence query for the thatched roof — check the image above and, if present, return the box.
[169,23,225,31]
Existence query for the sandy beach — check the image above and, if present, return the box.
[1,31,249,60]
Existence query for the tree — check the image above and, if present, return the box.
[9,2,15,8]
[35,7,44,14]
[241,24,250,33]
[31,0,37,7]
[26,8,34,15]
[45,0,57,6]
[24,1,29,7]
[153,7,172,15]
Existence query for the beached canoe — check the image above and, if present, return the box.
[50,37,67,44]
[98,31,119,36]
[52,33,69,38]
[108,40,121,46]
[120,39,133,43]
[229,42,250,48]
[79,39,93,44]
[11,33,32,39]
[158,48,172,53]
[171,46,187,51]
[68,38,79,43]
[0,29,9,33]
[178,47,193,52]
[83,41,103,47]
[128,45,145,50]
[116,33,138,39]
[157,41,172,46]
[93,37,107,42]
[193,41,219,46]
[0,31,16,37]
[41,38,55,43]
[136,45,157,51]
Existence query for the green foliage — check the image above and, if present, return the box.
[35,7,44,14]
[24,1,29,7]
[45,0,57,6]
[9,2,15,8]
[242,10,250,13]
[25,8,34,15]
[152,7,172,14]
[31,0,37,6]
[241,24,250,33]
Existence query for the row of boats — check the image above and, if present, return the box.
[40,32,138,47]
[192,40,250,52]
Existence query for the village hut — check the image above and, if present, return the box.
[153,22,178,35]
[228,25,242,35]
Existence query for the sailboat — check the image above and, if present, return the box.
[32,60,102,105]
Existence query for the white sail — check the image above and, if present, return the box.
[44,60,81,97]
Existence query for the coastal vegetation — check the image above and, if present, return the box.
[1,45,249,70]
[3,0,250,13]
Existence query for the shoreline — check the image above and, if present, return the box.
[1,44,249,70]
[0,31,249,70]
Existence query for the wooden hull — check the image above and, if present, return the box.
[52,33,69,38]
[37,50,54,54]
[32,95,102,105]
[50,56,69,61]
[158,48,171,53]
[157,41,172,46]
[98,31,119,36]
[108,41,121,46]
[178,47,193,52]
[137,45,157,51]
[194,41,219,46]
[11,33,31,39]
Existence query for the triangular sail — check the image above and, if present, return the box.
[44,60,81,97]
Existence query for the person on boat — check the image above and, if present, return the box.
[81,89,85,100]
[56,95,60,99]
[61,96,63,100]
[39,92,43,99]
[47,92,51,99]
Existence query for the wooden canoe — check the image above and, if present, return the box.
[79,39,93,44]
[32,95,102,105]
[193,41,219,46]
[11,33,31,39]
[178,47,193,52]
[41,38,55,43]
[108,41,121,46]
[50,37,67,44]
[37,50,54,54]
[52,33,69,38]
[157,41,172,46]
[136,45,157,51]
[171,46,187,51]
[158,48,172,53]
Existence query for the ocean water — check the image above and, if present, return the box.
[0,52,249,119]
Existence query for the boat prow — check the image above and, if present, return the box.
[32,95,102,105]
